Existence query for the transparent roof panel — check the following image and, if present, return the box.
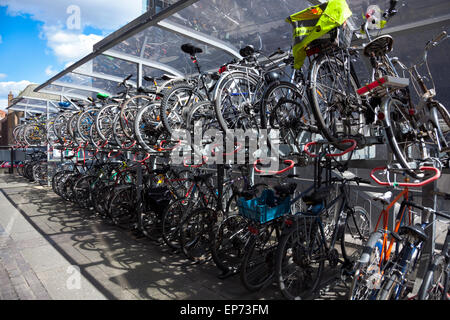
[164,0,312,56]
[42,84,96,99]
[108,24,236,75]
[57,73,123,96]
[35,0,450,105]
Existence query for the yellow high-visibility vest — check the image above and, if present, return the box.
[286,0,352,69]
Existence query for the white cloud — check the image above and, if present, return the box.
[45,65,56,76]
[0,0,143,32]
[0,99,8,111]
[42,25,103,63]
[0,73,6,79]
[0,80,33,110]
[0,80,32,96]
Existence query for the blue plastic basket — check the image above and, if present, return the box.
[237,189,291,224]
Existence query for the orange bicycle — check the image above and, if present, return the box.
[349,166,441,300]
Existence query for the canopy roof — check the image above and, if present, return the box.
[33,0,450,105]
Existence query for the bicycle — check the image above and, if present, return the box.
[274,139,371,300]
[349,165,442,300]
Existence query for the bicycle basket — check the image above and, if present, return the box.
[237,189,291,224]
[286,0,353,69]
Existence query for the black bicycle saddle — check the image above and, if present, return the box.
[181,43,203,56]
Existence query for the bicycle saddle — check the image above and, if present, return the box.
[181,43,203,56]
[373,191,392,206]
[239,45,255,58]
[137,86,156,94]
[363,35,394,57]
[274,183,297,197]
[303,185,334,205]
[398,224,428,242]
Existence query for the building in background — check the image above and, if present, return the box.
[146,0,180,15]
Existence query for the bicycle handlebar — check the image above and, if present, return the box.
[425,31,448,51]
[304,139,357,158]
[253,159,295,175]
[370,166,441,187]
[403,201,450,220]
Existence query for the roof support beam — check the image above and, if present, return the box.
[102,50,185,77]
[39,89,90,102]
[70,70,137,87]
[157,20,243,60]
[52,81,112,95]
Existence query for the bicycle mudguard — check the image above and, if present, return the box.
[358,230,384,264]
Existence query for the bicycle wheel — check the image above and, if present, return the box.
[376,272,402,300]
[138,205,163,242]
[340,206,371,264]
[121,95,156,140]
[160,83,203,134]
[308,54,366,145]
[240,223,280,292]
[73,175,96,209]
[180,207,218,262]
[349,231,384,300]
[161,197,196,250]
[418,255,449,300]
[211,214,250,274]
[260,81,315,153]
[134,102,163,152]
[275,216,325,300]
[108,186,137,229]
[382,97,427,177]
[214,71,260,133]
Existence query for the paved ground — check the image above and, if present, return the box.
[0,174,350,300]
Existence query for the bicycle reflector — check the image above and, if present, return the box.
[218,65,227,74]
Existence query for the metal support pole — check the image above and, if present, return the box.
[9,147,14,174]
[217,164,224,213]
[411,181,437,295]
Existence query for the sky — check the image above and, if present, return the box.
[0,0,145,110]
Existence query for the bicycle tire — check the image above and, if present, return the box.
[160,83,204,134]
[214,71,260,134]
[340,206,371,264]
[180,206,218,262]
[211,214,250,273]
[418,254,448,300]
[382,97,427,178]
[275,217,325,300]
[349,230,384,300]
[308,54,365,146]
